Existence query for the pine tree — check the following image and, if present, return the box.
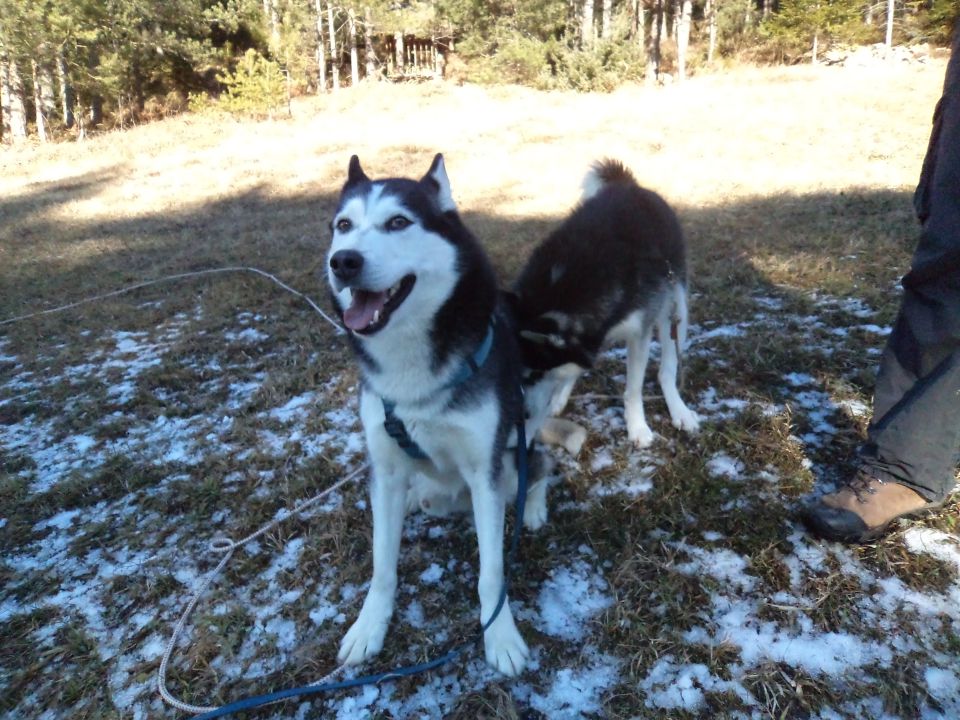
[764,0,863,63]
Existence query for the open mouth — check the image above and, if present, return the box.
[342,274,416,335]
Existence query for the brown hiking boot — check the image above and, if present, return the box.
[801,471,946,543]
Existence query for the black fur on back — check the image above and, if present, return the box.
[511,162,687,372]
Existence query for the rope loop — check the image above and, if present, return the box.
[208,538,236,554]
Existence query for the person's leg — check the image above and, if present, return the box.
[802,29,960,542]
[860,316,960,502]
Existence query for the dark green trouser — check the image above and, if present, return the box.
[860,30,960,501]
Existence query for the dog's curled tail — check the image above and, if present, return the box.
[580,158,637,201]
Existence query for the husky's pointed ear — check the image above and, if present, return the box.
[422,153,457,212]
[346,155,369,187]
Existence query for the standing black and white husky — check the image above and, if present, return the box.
[512,159,700,449]
[326,154,535,676]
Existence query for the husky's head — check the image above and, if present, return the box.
[327,154,461,337]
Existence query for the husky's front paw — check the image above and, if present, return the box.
[483,613,529,676]
[337,607,390,666]
[523,480,549,531]
[628,422,656,449]
[671,406,701,434]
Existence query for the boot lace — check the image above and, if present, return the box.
[844,470,883,503]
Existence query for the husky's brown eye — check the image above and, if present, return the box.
[335,218,353,232]
[386,215,411,231]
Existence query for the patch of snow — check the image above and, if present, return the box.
[902,528,960,573]
[698,387,750,419]
[706,453,746,480]
[784,372,816,387]
[689,323,748,344]
[224,327,270,343]
[419,563,444,584]
[533,557,612,641]
[640,655,755,711]
[675,543,757,592]
[702,594,894,675]
[527,649,620,717]
[925,666,960,710]
[270,392,316,423]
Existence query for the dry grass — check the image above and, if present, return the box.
[2,58,959,720]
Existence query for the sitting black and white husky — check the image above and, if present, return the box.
[326,154,535,676]
[512,159,700,450]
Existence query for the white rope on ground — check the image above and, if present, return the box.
[157,464,367,715]
[0,266,345,334]
[0,262,359,712]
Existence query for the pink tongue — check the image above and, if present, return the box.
[343,290,387,331]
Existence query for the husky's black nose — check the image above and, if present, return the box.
[330,250,364,281]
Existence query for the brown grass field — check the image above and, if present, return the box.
[2,56,959,719]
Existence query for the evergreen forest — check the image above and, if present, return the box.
[0,0,956,141]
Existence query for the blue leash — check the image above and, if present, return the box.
[189,407,529,719]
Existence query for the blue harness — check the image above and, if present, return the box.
[381,320,496,460]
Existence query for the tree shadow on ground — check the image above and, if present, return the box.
[0,178,915,417]
[0,180,917,498]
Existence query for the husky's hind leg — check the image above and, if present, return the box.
[547,370,580,416]
[539,417,587,456]
[625,324,656,448]
[657,286,700,434]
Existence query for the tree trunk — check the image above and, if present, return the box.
[885,0,894,47]
[364,7,377,80]
[763,0,772,19]
[636,0,646,49]
[348,9,359,85]
[676,0,692,81]
[660,0,669,43]
[672,0,680,42]
[88,49,102,126]
[812,30,819,65]
[32,60,47,142]
[314,0,327,92]
[40,69,56,122]
[327,2,339,91]
[130,57,145,114]
[707,0,718,63]
[602,0,612,39]
[744,0,752,27]
[646,0,663,83]
[263,0,281,54]
[57,48,74,127]
[2,55,28,142]
[394,31,404,74]
[90,96,103,126]
[0,54,10,142]
[582,0,594,46]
